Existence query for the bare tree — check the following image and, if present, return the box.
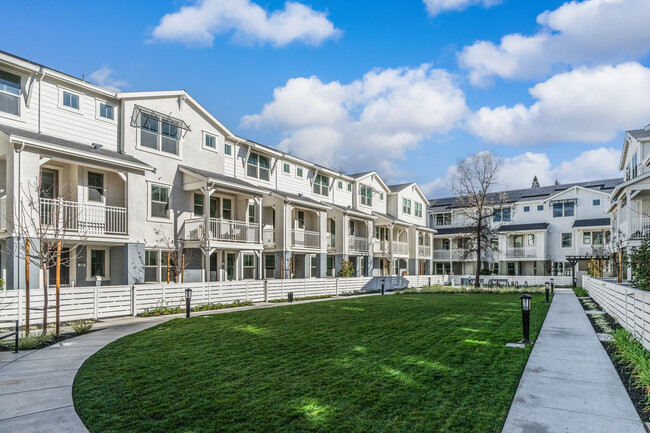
[449,152,506,288]
[9,175,87,335]
[153,228,197,283]
[607,228,627,283]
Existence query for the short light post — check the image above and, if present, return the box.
[545,282,550,304]
[185,288,192,319]
[288,292,294,303]
[381,278,385,295]
[550,277,554,294]
[428,277,431,287]
[520,294,532,344]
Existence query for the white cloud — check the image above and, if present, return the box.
[459,0,650,85]
[466,62,650,146]
[423,0,500,17]
[423,147,621,198]
[151,0,341,47]
[241,64,467,178]
[88,66,127,92]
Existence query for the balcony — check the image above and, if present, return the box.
[506,247,537,258]
[183,218,260,243]
[418,244,431,257]
[630,218,650,239]
[393,241,408,255]
[292,229,320,249]
[348,235,368,253]
[40,198,127,236]
[373,240,389,255]
[433,249,466,260]
[263,227,275,247]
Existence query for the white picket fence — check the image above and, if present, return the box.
[583,276,650,350]
[0,273,559,328]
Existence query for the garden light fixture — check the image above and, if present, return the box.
[185,288,192,319]
[545,282,550,303]
[550,277,554,294]
[381,278,385,295]
[520,294,532,344]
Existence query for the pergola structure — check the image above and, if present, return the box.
[565,254,609,288]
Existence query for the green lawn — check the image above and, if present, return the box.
[73,293,550,433]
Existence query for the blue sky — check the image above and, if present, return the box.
[3,0,650,196]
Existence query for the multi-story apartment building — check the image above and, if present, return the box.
[608,124,650,278]
[428,179,622,277]
[0,51,433,290]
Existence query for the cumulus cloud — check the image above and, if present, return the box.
[423,0,501,16]
[88,66,127,92]
[422,147,621,198]
[151,0,341,47]
[466,62,650,146]
[242,64,467,177]
[459,0,650,85]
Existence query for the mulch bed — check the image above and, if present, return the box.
[583,296,650,422]
[579,297,603,311]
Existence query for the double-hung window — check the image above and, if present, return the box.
[193,193,204,215]
[145,250,159,282]
[205,134,216,149]
[633,153,638,178]
[593,232,604,245]
[403,198,411,214]
[414,202,422,217]
[242,254,255,279]
[502,208,511,221]
[90,249,106,278]
[297,210,305,229]
[63,91,79,110]
[222,199,232,220]
[87,172,104,202]
[296,167,303,178]
[151,185,170,219]
[313,175,329,197]
[494,209,501,222]
[553,201,575,217]
[561,233,572,248]
[140,115,179,155]
[224,142,232,155]
[247,152,270,181]
[161,122,179,154]
[248,204,255,223]
[360,186,372,206]
[337,180,343,190]
[0,70,20,115]
[99,103,114,120]
[283,163,291,174]
[528,234,535,246]
[141,115,159,150]
[436,213,451,226]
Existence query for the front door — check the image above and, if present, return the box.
[226,253,236,280]
[48,248,70,286]
[210,197,219,218]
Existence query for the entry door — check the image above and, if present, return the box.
[40,169,59,225]
[210,197,220,218]
[226,253,236,281]
[48,248,70,286]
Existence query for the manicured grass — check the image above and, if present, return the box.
[74,294,550,433]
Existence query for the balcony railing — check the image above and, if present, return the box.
[183,218,260,243]
[39,198,127,235]
[630,218,650,239]
[418,244,431,257]
[393,241,408,255]
[506,247,537,258]
[373,240,389,255]
[348,235,368,253]
[433,249,467,260]
[327,232,335,251]
[292,229,320,249]
[263,227,275,247]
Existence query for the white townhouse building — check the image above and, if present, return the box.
[428,179,622,278]
[0,51,435,290]
[608,124,650,278]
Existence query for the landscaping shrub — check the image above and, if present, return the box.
[573,286,589,297]
[397,285,546,295]
[72,320,94,334]
[338,259,355,277]
[140,300,253,317]
[630,238,650,291]
[269,295,333,303]
[611,328,650,407]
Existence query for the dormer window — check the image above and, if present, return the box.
[0,70,20,115]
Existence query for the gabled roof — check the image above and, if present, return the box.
[388,183,412,193]
[428,178,623,212]
[348,171,374,179]
[0,125,152,171]
[433,226,473,236]
[498,223,550,232]
[572,218,611,228]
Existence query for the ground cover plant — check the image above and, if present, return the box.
[140,300,253,317]
[74,293,550,433]
[573,286,589,297]
[399,285,546,295]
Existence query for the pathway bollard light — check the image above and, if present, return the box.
[185,288,192,319]
[288,292,294,303]
[545,283,550,303]
[428,277,431,287]
[520,294,532,344]
[381,278,385,295]
[550,277,554,294]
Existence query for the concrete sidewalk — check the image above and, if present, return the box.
[502,289,645,433]
[0,293,380,432]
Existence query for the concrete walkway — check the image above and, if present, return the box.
[502,289,646,433]
[0,294,379,432]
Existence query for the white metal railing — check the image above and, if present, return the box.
[348,235,368,253]
[263,227,275,247]
[433,249,467,260]
[373,240,389,255]
[393,241,408,255]
[418,244,431,257]
[292,229,320,249]
[506,247,537,258]
[327,232,335,250]
[210,218,259,243]
[39,198,127,235]
[630,218,650,239]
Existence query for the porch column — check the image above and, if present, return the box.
[202,187,212,282]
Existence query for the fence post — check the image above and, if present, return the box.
[132,285,137,317]
[281,279,285,300]
[304,279,307,298]
[264,280,268,302]
[336,279,339,296]
[94,287,99,320]
[246,281,250,301]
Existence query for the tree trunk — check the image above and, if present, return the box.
[475,219,481,288]
[42,264,48,335]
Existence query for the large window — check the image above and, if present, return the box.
[151,185,170,218]
[140,115,179,155]
[0,70,20,115]
[403,198,411,214]
[313,175,329,197]
[145,250,159,282]
[193,193,204,215]
[243,254,255,280]
[63,91,79,110]
[87,172,104,202]
[414,202,423,217]
[561,233,572,248]
[90,249,106,278]
[436,213,451,226]
[247,152,270,181]
[360,185,372,206]
[553,201,575,218]
[494,208,511,222]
